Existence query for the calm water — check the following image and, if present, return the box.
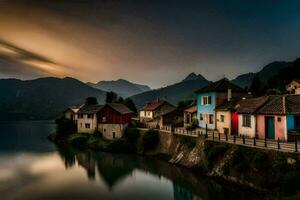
[0,121,295,200]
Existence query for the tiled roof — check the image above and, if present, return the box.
[77,104,104,114]
[107,103,133,114]
[184,104,197,113]
[215,99,240,111]
[195,78,245,93]
[236,96,269,114]
[257,96,285,115]
[140,100,174,111]
[285,95,300,114]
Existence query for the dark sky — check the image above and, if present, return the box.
[0,0,299,88]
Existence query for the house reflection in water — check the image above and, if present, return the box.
[173,184,202,200]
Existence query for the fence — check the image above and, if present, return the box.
[161,125,299,153]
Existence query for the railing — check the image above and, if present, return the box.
[160,125,300,153]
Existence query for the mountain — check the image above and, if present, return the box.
[232,61,290,88]
[130,73,210,108]
[0,77,106,120]
[87,79,151,98]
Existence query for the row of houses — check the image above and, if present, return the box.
[64,100,133,140]
[139,79,300,142]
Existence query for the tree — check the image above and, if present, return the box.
[249,76,266,97]
[85,97,98,105]
[177,99,194,110]
[105,91,118,103]
[117,96,124,103]
[123,98,137,113]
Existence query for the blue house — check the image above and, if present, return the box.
[195,78,246,130]
[285,95,300,140]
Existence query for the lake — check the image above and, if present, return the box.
[0,121,293,200]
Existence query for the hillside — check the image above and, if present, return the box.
[87,79,151,98]
[232,61,290,88]
[0,77,106,120]
[130,73,209,108]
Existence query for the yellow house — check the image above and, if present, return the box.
[77,104,104,133]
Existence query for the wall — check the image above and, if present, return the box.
[287,115,295,131]
[257,115,287,141]
[197,92,216,129]
[77,114,97,133]
[238,114,256,138]
[139,110,153,120]
[216,111,231,134]
[64,110,77,121]
[98,123,128,140]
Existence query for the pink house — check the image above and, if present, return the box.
[256,96,287,141]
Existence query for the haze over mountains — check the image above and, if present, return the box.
[87,79,151,98]
[0,45,298,120]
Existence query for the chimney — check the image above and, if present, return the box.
[227,89,232,101]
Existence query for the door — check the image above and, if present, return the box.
[265,117,275,139]
[231,112,238,135]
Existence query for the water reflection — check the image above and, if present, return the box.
[56,144,264,200]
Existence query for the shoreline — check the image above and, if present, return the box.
[48,130,300,197]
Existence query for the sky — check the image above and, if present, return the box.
[0,0,299,88]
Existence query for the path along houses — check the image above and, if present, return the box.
[64,101,133,140]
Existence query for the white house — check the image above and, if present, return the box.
[236,96,269,138]
[77,104,104,133]
[287,80,300,94]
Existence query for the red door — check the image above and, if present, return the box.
[231,112,239,135]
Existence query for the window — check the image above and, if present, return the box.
[147,111,151,116]
[113,132,116,139]
[209,114,214,124]
[202,96,211,105]
[87,114,93,119]
[200,113,203,121]
[85,123,90,129]
[220,115,225,122]
[242,115,251,127]
[277,117,281,122]
[104,129,106,132]
[102,117,107,122]
[78,114,83,119]
[80,123,82,128]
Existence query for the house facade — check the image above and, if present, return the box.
[215,100,239,135]
[139,100,175,128]
[285,95,300,141]
[97,103,133,140]
[64,106,82,123]
[236,96,269,138]
[183,104,197,127]
[195,78,246,130]
[159,109,184,130]
[286,80,300,94]
[256,96,287,141]
[77,104,103,134]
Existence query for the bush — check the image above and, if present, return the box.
[106,138,137,153]
[69,133,89,148]
[143,129,159,152]
[94,130,103,138]
[55,117,77,136]
[282,171,300,194]
[123,128,140,142]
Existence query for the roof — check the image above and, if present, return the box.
[77,104,104,114]
[195,78,245,93]
[184,104,197,113]
[285,95,300,114]
[106,103,133,115]
[140,100,174,111]
[257,96,285,115]
[236,96,269,114]
[64,105,83,114]
[215,99,240,111]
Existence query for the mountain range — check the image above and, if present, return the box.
[130,73,210,108]
[231,61,290,88]
[87,79,151,98]
[0,54,298,120]
[0,77,106,120]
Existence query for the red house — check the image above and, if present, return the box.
[97,103,133,139]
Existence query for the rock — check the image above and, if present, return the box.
[287,157,296,165]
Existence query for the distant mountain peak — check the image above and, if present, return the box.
[182,73,206,82]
